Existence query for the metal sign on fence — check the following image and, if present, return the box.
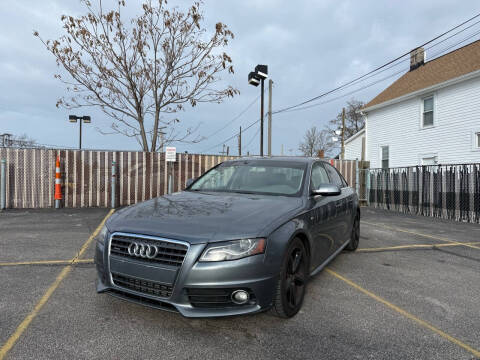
[165,147,176,162]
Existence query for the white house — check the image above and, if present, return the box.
[344,128,365,160]
[350,40,480,168]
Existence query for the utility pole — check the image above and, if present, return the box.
[260,78,264,156]
[341,107,345,160]
[268,79,273,156]
[238,126,242,156]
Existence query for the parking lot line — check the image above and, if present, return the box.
[357,241,480,253]
[0,209,114,360]
[325,268,480,358]
[362,221,480,250]
[0,259,94,267]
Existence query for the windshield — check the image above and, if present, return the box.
[189,160,306,196]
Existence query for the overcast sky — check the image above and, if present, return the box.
[0,1,478,155]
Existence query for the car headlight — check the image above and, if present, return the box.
[199,238,266,262]
[96,225,109,245]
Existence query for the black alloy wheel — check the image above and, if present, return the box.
[271,238,308,318]
[346,212,360,251]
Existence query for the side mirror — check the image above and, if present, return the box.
[311,184,341,196]
[186,178,197,188]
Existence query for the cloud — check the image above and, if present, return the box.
[0,0,478,155]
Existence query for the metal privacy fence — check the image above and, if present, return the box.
[369,164,480,223]
[0,148,234,208]
[0,148,362,209]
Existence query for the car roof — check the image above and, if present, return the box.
[223,156,326,165]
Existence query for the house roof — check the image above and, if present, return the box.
[345,128,365,145]
[364,40,480,109]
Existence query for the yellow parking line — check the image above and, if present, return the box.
[0,209,114,360]
[362,221,480,250]
[326,268,480,358]
[0,259,94,267]
[357,241,480,253]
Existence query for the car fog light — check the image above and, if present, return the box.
[231,290,249,304]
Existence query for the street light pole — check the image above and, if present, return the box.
[69,115,91,150]
[79,119,83,150]
[248,64,268,157]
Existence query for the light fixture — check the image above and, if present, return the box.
[248,72,260,86]
[254,64,268,80]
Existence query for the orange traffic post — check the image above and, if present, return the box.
[54,156,62,209]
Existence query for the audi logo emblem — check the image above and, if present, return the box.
[127,242,159,259]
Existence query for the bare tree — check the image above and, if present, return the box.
[299,126,334,157]
[329,98,366,139]
[34,0,239,152]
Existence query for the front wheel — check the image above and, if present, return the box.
[270,237,308,318]
[345,212,360,251]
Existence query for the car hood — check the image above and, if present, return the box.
[106,191,304,244]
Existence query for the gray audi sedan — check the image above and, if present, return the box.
[95,157,360,318]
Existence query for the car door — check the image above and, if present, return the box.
[307,162,338,270]
[323,163,351,248]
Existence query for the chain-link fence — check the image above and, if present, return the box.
[368,164,480,223]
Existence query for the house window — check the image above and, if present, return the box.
[477,133,480,148]
[422,156,438,165]
[422,96,434,127]
[381,146,389,169]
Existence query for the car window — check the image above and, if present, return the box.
[192,166,235,190]
[311,162,330,190]
[189,160,307,196]
[324,163,344,187]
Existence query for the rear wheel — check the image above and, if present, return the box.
[345,212,360,251]
[271,238,308,318]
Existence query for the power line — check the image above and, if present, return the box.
[199,94,260,141]
[301,18,480,101]
[243,126,261,154]
[272,12,480,115]
[278,68,407,114]
[198,14,480,153]
[275,27,480,114]
[199,117,260,153]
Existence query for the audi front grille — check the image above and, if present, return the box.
[111,273,173,298]
[110,234,188,267]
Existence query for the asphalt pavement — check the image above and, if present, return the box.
[1,207,479,360]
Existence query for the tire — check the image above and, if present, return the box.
[345,212,360,251]
[270,237,308,318]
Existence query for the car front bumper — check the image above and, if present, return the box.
[94,236,278,318]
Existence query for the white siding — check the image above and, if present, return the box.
[366,75,480,168]
[344,132,364,160]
